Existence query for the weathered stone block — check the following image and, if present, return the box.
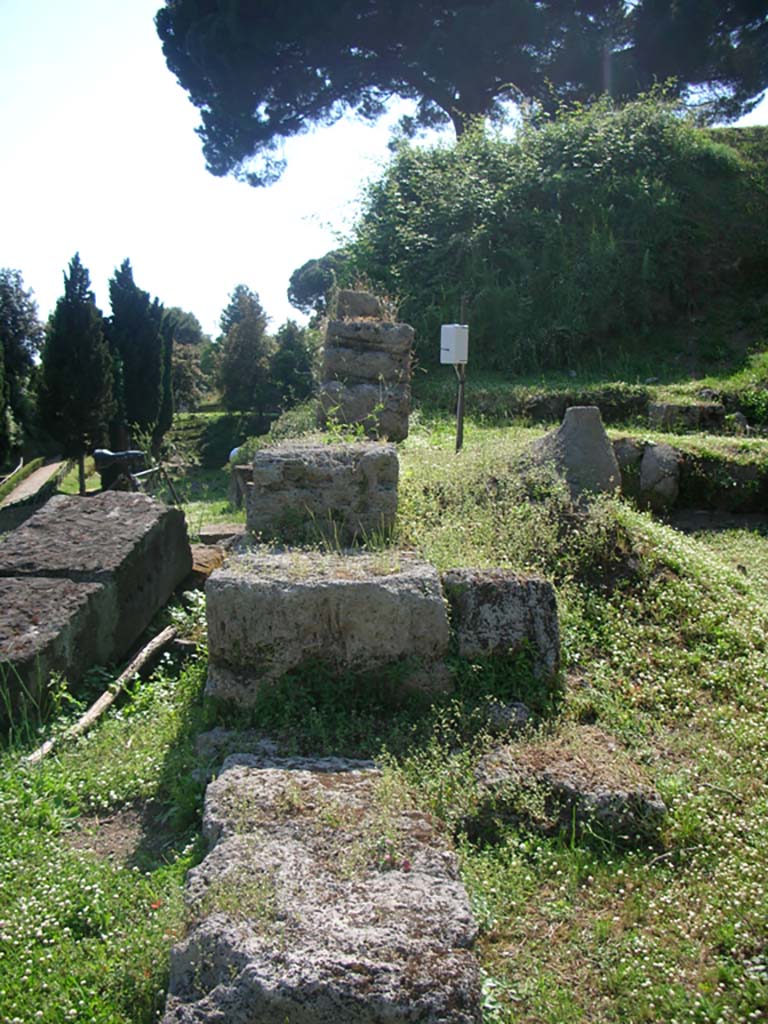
[163,754,481,1024]
[322,343,410,383]
[325,319,414,354]
[318,380,411,442]
[205,550,449,704]
[649,401,725,433]
[336,288,384,319]
[0,491,192,662]
[530,406,621,500]
[639,442,680,510]
[246,442,398,544]
[0,576,107,709]
[442,569,560,681]
[469,727,667,848]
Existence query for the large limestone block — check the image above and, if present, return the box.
[322,343,410,383]
[317,380,411,441]
[0,577,107,709]
[530,405,621,500]
[246,442,398,544]
[648,401,725,433]
[336,289,384,319]
[325,319,414,354]
[206,550,450,704]
[0,491,191,660]
[639,442,680,510]
[442,569,560,681]
[163,755,481,1024]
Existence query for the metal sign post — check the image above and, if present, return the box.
[440,298,469,453]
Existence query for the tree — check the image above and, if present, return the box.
[38,255,114,494]
[270,320,315,407]
[156,0,768,185]
[288,250,347,322]
[108,259,165,440]
[217,286,273,412]
[0,268,44,452]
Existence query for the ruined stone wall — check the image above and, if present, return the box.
[318,290,413,442]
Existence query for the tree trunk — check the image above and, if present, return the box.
[78,453,86,495]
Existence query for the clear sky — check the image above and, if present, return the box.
[1,0,766,339]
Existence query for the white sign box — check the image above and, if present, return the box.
[440,324,469,365]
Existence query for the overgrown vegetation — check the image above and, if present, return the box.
[3,405,768,1021]
[337,97,768,373]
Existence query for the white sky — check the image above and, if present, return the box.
[1,0,766,339]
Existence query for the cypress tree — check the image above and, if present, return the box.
[108,259,164,439]
[0,340,8,467]
[39,254,114,494]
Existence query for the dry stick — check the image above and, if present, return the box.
[24,625,177,768]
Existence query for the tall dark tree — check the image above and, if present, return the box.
[39,255,114,494]
[269,320,315,408]
[0,340,9,467]
[156,0,768,185]
[0,268,44,452]
[288,251,347,322]
[217,286,273,412]
[108,259,165,440]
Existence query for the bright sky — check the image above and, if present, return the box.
[1,0,766,339]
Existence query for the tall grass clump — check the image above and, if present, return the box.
[344,95,768,373]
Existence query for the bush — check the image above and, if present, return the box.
[343,96,768,373]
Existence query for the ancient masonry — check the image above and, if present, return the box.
[0,492,191,709]
[317,288,413,442]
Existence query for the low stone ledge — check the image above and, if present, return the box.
[246,441,398,545]
[206,550,449,705]
[442,569,560,682]
[163,755,481,1024]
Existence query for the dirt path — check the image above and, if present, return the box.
[0,460,67,508]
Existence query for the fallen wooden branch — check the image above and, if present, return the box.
[24,625,177,767]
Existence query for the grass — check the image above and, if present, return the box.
[3,396,768,1021]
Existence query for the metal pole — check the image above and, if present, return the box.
[455,363,466,453]
[455,294,469,453]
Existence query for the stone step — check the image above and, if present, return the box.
[163,754,481,1023]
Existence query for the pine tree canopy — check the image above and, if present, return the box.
[156,0,768,185]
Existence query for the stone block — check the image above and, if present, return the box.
[322,343,410,383]
[163,754,481,1024]
[246,442,398,544]
[530,406,621,500]
[325,319,414,354]
[205,550,449,704]
[649,401,726,433]
[639,442,680,510]
[317,380,411,442]
[336,289,384,319]
[442,569,560,681]
[0,576,107,710]
[0,491,192,663]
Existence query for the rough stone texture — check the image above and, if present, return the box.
[206,550,449,704]
[197,522,247,546]
[246,442,398,545]
[0,576,107,709]
[336,289,384,320]
[648,401,726,433]
[187,544,225,590]
[469,727,667,847]
[319,318,414,441]
[227,465,252,510]
[639,442,681,511]
[163,755,481,1024]
[0,492,191,691]
[612,437,644,502]
[530,406,621,500]
[442,569,560,682]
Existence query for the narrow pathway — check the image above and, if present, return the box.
[0,460,67,508]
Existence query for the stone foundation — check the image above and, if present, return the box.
[206,549,449,703]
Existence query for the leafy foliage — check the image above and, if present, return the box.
[0,268,44,460]
[156,0,768,184]
[38,255,114,490]
[343,97,768,371]
[269,320,316,408]
[288,250,347,321]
